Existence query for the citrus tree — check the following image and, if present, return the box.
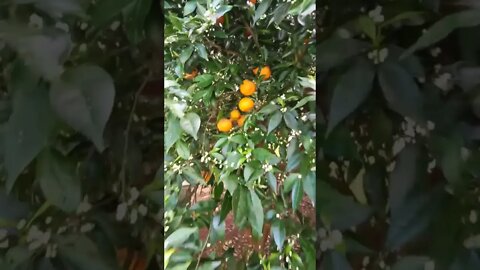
[164,0,316,269]
[319,1,480,269]
[0,0,163,269]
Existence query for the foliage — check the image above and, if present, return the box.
[164,0,316,269]
[319,0,480,269]
[0,0,162,269]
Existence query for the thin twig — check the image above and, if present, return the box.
[204,39,240,56]
[242,20,260,49]
[195,229,210,270]
[119,72,152,199]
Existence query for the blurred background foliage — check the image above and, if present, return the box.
[319,0,480,269]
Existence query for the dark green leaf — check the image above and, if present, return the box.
[268,111,282,134]
[291,179,303,211]
[378,61,424,122]
[37,150,81,212]
[318,37,370,71]
[90,0,132,27]
[269,3,291,26]
[4,63,55,192]
[391,256,430,270]
[50,65,115,151]
[252,148,280,165]
[320,250,353,270]
[402,9,480,58]
[123,0,152,44]
[195,43,209,60]
[175,140,190,159]
[180,46,194,64]
[253,0,272,24]
[232,186,248,228]
[165,116,182,151]
[327,56,375,135]
[57,234,115,270]
[283,111,298,130]
[248,189,263,239]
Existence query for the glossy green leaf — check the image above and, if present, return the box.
[318,37,370,71]
[268,111,283,134]
[180,112,201,140]
[248,189,264,239]
[291,179,303,211]
[253,0,272,24]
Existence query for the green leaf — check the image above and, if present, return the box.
[248,189,264,239]
[36,150,81,213]
[327,56,375,135]
[198,261,222,270]
[387,45,425,79]
[17,0,87,18]
[4,245,33,270]
[291,179,303,211]
[269,2,291,26]
[253,0,272,24]
[0,23,71,80]
[165,116,182,151]
[50,65,115,152]
[268,111,283,134]
[283,111,298,130]
[303,172,315,205]
[378,61,424,122]
[267,172,277,193]
[286,152,302,172]
[165,227,197,249]
[175,140,190,160]
[271,220,286,251]
[194,74,214,88]
[4,63,55,193]
[386,188,443,250]
[225,174,239,196]
[180,46,194,64]
[57,234,115,270]
[357,16,376,41]
[318,181,372,230]
[232,186,249,228]
[0,189,30,223]
[430,135,463,185]
[259,104,280,115]
[184,0,197,16]
[123,0,153,44]
[195,43,209,60]
[402,9,480,58]
[180,112,201,140]
[318,37,370,71]
[320,250,353,270]
[90,0,132,27]
[391,256,430,270]
[252,148,280,165]
[293,95,315,110]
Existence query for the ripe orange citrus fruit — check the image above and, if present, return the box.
[230,109,241,120]
[239,80,256,96]
[249,0,257,4]
[184,69,198,80]
[239,97,254,112]
[216,16,225,25]
[217,118,233,132]
[237,115,246,127]
[253,66,271,80]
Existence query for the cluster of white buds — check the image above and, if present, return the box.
[368,6,384,23]
[116,188,148,224]
[368,48,389,64]
[76,196,92,214]
[26,226,51,251]
[319,228,343,251]
[262,163,273,172]
[29,14,43,29]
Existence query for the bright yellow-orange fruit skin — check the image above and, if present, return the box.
[217,118,233,132]
[237,115,246,127]
[254,66,271,80]
[239,80,256,96]
[230,109,241,120]
[239,97,254,112]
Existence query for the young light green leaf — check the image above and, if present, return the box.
[327,56,375,136]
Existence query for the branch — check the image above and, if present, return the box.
[204,39,240,57]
